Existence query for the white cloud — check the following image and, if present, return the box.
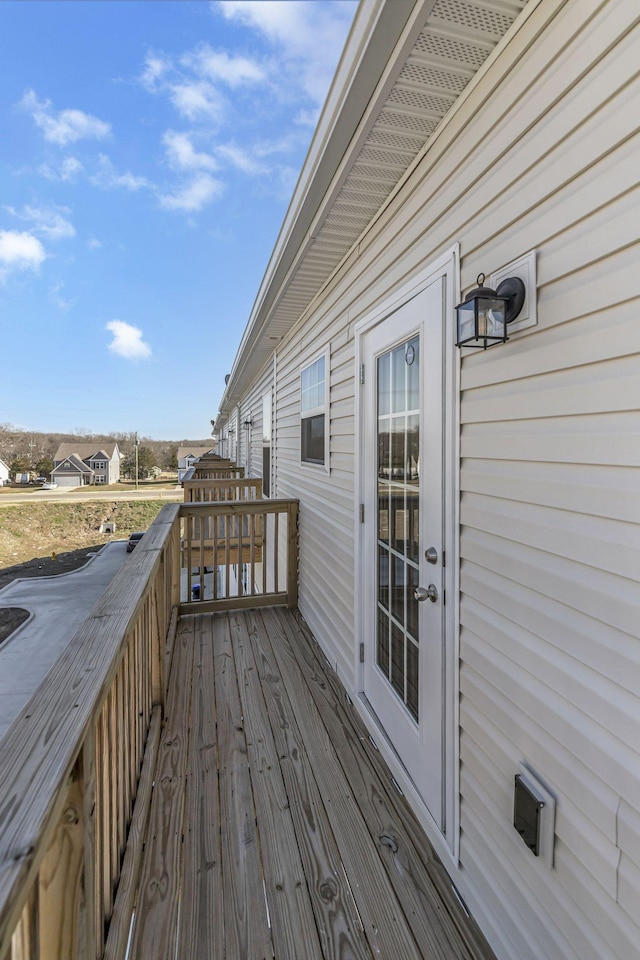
[163,130,218,171]
[169,81,224,122]
[216,1,356,104]
[139,52,171,92]
[20,89,111,146]
[38,156,84,182]
[184,47,265,88]
[91,154,150,191]
[217,143,265,176]
[5,204,75,241]
[87,237,102,250]
[0,230,46,280]
[106,320,152,360]
[158,173,223,212]
[49,280,75,311]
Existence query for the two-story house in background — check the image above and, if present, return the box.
[51,442,121,487]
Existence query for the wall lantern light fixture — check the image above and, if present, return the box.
[243,417,254,429]
[456,272,525,349]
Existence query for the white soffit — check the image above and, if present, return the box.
[219,0,528,416]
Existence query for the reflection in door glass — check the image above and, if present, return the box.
[376,335,420,722]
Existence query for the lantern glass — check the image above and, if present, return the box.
[483,296,507,339]
[456,294,508,347]
[456,300,476,345]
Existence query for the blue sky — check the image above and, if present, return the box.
[0,0,356,439]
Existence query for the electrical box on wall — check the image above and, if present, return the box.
[490,250,537,335]
[514,763,556,868]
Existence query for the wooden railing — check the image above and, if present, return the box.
[180,499,298,613]
[180,465,245,483]
[182,476,262,503]
[193,466,245,479]
[0,496,298,960]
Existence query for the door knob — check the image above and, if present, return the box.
[414,584,438,603]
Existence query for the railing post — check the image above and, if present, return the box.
[287,501,299,609]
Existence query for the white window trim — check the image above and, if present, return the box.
[300,346,330,474]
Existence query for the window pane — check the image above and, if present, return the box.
[301,414,325,464]
[407,639,419,722]
[377,607,390,677]
[262,447,270,498]
[391,621,404,700]
[391,344,405,414]
[301,357,325,412]
[378,352,390,416]
[378,544,389,611]
[262,393,272,443]
[406,335,419,410]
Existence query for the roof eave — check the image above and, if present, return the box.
[217,0,416,421]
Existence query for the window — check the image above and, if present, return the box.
[262,391,272,497]
[300,352,328,467]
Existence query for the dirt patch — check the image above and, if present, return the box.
[0,500,165,568]
[0,608,30,644]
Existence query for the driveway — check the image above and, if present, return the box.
[0,541,129,740]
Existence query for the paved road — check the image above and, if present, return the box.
[0,486,182,506]
[0,541,129,739]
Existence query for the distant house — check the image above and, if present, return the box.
[0,457,9,486]
[52,442,121,488]
[176,446,215,482]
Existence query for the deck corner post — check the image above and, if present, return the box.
[287,501,299,609]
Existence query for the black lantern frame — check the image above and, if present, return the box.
[456,273,525,349]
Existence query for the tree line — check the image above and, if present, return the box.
[0,425,211,480]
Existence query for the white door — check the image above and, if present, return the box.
[362,278,445,827]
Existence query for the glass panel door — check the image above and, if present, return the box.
[376,336,420,721]
[361,276,445,828]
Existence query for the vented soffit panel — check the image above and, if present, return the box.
[217,0,528,421]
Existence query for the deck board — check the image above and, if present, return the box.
[128,616,195,959]
[177,614,224,959]
[230,611,325,959]
[127,608,496,960]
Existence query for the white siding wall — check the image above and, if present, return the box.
[227,2,640,958]
[236,359,273,484]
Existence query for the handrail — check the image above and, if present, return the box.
[192,466,245,479]
[182,476,262,503]
[0,504,181,960]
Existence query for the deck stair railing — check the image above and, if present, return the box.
[0,495,298,960]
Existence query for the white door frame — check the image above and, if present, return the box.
[354,244,461,866]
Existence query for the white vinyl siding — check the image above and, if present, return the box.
[235,358,274,490]
[219,2,640,959]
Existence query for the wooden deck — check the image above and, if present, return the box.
[127,607,496,960]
